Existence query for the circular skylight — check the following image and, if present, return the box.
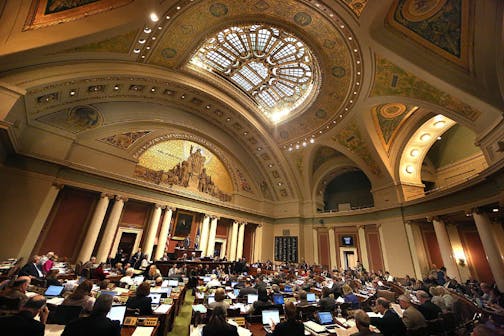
[190,24,319,124]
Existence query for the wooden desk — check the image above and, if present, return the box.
[121,326,158,336]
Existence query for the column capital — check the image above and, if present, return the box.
[99,192,114,199]
[115,195,128,202]
[426,216,442,223]
[165,206,176,212]
[471,207,485,215]
[328,226,335,232]
[154,203,164,209]
[356,224,366,230]
[52,182,64,190]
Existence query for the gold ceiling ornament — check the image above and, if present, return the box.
[190,23,320,125]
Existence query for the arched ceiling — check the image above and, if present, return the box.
[0,0,502,214]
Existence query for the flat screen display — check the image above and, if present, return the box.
[44,285,64,297]
[107,306,126,324]
[341,236,354,246]
[317,311,334,325]
[148,293,162,304]
[247,294,258,304]
[262,310,280,325]
[273,294,284,305]
[283,285,293,292]
[207,296,215,304]
[307,293,316,302]
[168,280,179,287]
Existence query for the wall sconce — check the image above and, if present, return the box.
[457,258,465,267]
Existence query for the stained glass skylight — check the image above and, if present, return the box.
[190,24,319,124]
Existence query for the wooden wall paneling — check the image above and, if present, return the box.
[459,227,494,283]
[318,231,330,268]
[243,224,256,262]
[421,226,443,269]
[365,226,384,272]
[37,188,97,261]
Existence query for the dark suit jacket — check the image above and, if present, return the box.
[126,295,153,315]
[272,319,305,336]
[19,263,43,278]
[238,286,257,298]
[62,314,121,336]
[0,310,45,336]
[417,301,442,320]
[370,309,406,336]
[318,296,336,312]
[202,323,239,336]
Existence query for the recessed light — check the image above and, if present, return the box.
[268,164,273,168]
[437,136,442,140]
[166,16,171,19]
[206,105,211,109]
[405,165,414,174]
[257,147,262,151]
[309,138,315,144]
[151,87,156,92]
[434,120,446,128]
[410,149,419,157]
[288,147,293,152]
[133,48,141,53]
[150,13,159,22]
[493,208,499,212]
[144,27,152,33]
[420,133,431,141]
[139,39,146,44]
[69,90,76,96]
[295,144,300,149]
[302,142,307,147]
[113,85,120,91]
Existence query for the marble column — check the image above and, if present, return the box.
[143,204,163,261]
[199,215,211,256]
[357,225,370,271]
[236,222,246,260]
[206,216,218,257]
[472,209,504,291]
[155,207,174,260]
[253,225,263,263]
[20,183,63,262]
[404,221,423,280]
[229,221,239,261]
[328,227,337,271]
[96,196,126,263]
[432,217,460,281]
[77,193,111,263]
[313,228,319,264]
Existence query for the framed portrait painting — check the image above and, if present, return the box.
[173,211,194,239]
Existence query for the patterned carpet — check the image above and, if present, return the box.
[167,291,194,336]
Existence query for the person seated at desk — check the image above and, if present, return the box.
[206,274,221,288]
[62,294,120,336]
[209,288,230,310]
[1,276,31,306]
[113,262,125,276]
[139,254,150,271]
[318,286,336,312]
[19,255,44,278]
[369,298,406,336]
[253,287,273,314]
[94,263,107,281]
[416,290,441,320]
[350,309,375,336]
[0,294,49,336]
[120,267,135,287]
[45,269,62,287]
[398,294,427,331]
[343,284,360,309]
[202,306,238,336]
[126,282,153,315]
[238,279,257,298]
[145,265,162,281]
[62,279,95,313]
[81,256,97,272]
[296,290,310,307]
[268,302,304,336]
[42,253,55,275]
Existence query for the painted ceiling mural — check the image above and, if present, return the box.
[59,30,138,54]
[134,139,234,202]
[25,0,133,30]
[387,0,470,67]
[36,105,103,133]
[371,55,480,121]
[372,103,417,154]
[342,0,369,17]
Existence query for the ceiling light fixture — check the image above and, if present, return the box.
[420,133,431,141]
[149,13,159,22]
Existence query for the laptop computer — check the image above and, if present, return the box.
[247,294,258,304]
[168,280,179,287]
[99,290,117,297]
[233,288,240,297]
[283,285,293,293]
[317,311,337,328]
[207,296,215,304]
[307,292,316,303]
[107,305,126,325]
[262,309,280,333]
[44,285,64,298]
[133,275,144,285]
[148,293,162,308]
[231,281,238,288]
[273,293,284,305]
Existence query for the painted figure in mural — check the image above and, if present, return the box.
[198,168,209,192]
[179,161,190,187]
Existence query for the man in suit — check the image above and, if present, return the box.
[416,290,442,320]
[351,309,374,336]
[19,255,44,278]
[398,295,427,331]
[369,297,406,336]
[0,295,49,336]
[238,279,257,298]
[131,248,142,269]
[62,294,121,336]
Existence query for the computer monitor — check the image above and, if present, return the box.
[273,294,284,305]
[317,311,334,325]
[262,310,280,325]
[307,293,316,302]
[133,275,144,285]
[283,285,293,292]
[247,294,258,304]
[207,296,215,304]
[107,305,126,325]
[203,276,211,283]
[233,289,240,297]
[161,280,169,287]
[168,280,179,287]
[231,281,238,288]
[44,285,64,297]
[153,287,172,295]
[148,293,162,304]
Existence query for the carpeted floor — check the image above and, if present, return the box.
[167,291,194,336]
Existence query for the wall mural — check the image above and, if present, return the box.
[58,30,138,54]
[371,55,480,121]
[342,0,368,17]
[25,0,133,30]
[99,131,151,150]
[134,140,233,202]
[372,103,417,154]
[387,0,469,67]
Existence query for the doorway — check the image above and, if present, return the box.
[340,247,358,270]
[111,227,143,262]
[118,232,137,260]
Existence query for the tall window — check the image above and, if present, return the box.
[191,24,319,124]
